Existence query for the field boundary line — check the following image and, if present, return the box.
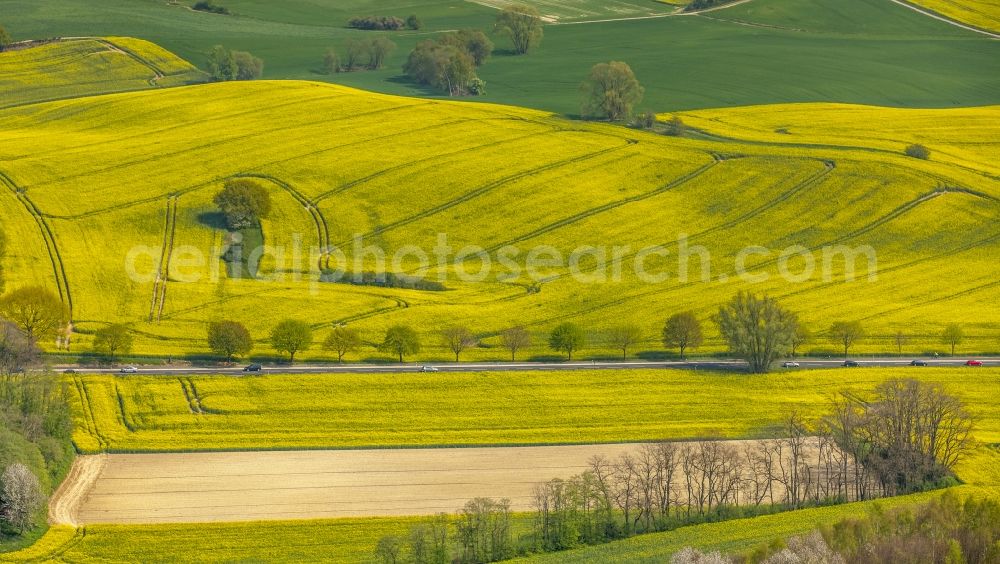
[149,197,177,322]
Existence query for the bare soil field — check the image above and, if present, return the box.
[53,440,827,524]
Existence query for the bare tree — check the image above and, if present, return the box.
[500,326,531,361]
[0,321,38,375]
[941,323,963,356]
[608,324,643,360]
[893,329,909,355]
[441,326,477,361]
[828,321,864,359]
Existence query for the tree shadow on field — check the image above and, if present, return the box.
[385,74,444,96]
[492,48,520,57]
[197,211,227,231]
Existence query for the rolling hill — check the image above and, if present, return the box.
[0,55,997,360]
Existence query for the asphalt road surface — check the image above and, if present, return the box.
[63,358,1000,375]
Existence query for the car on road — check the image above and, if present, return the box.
[420,366,439,372]
[843,360,860,367]
[782,361,800,368]
[243,363,262,372]
[966,360,983,367]
[64,368,77,374]
[909,360,928,366]
[120,366,138,373]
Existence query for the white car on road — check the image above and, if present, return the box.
[420,366,439,372]
[782,361,801,368]
[120,366,138,373]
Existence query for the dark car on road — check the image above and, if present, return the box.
[243,363,263,372]
[843,360,860,367]
[910,360,928,366]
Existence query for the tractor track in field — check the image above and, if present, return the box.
[115,384,138,432]
[529,185,994,328]
[148,196,178,322]
[329,140,638,249]
[72,375,111,451]
[49,456,107,528]
[92,38,164,85]
[312,127,562,203]
[0,170,74,317]
[484,155,721,253]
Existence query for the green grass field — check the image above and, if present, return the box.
[67,368,1000,452]
[0,73,997,360]
[1,0,998,112]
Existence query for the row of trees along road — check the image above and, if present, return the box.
[376,378,972,562]
[0,286,979,369]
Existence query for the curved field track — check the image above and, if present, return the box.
[48,442,776,525]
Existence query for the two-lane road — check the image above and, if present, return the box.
[63,357,1000,375]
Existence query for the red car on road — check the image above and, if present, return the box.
[966,360,983,367]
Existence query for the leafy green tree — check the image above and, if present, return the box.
[0,286,68,341]
[549,322,585,360]
[663,312,702,360]
[500,326,531,361]
[213,178,272,229]
[406,15,422,30]
[581,61,644,121]
[207,320,253,362]
[323,326,362,362]
[379,325,421,362]
[441,326,477,361]
[233,50,263,80]
[905,143,930,160]
[93,324,133,364]
[941,323,964,356]
[0,25,12,51]
[404,40,477,96]
[207,45,236,81]
[375,535,403,564]
[270,319,313,363]
[343,38,369,70]
[663,116,686,137]
[494,4,543,54]
[608,324,643,360]
[440,30,493,66]
[716,292,797,373]
[790,322,811,358]
[828,321,864,359]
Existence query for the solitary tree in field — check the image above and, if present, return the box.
[0,25,11,51]
[549,322,585,360]
[500,326,531,361]
[494,4,543,54]
[829,321,864,359]
[207,320,253,362]
[441,326,477,361]
[893,329,909,355]
[269,319,313,363]
[323,326,362,362]
[0,286,68,342]
[790,322,811,358]
[1,463,42,533]
[93,324,133,364]
[716,292,797,373]
[580,61,644,122]
[213,178,272,230]
[663,312,702,360]
[941,323,964,356]
[608,324,643,360]
[0,320,38,375]
[379,325,421,362]
[406,15,422,30]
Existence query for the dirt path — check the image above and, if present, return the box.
[887,0,1000,38]
[48,455,107,526]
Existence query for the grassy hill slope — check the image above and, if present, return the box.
[0,37,205,109]
[1,0,998,112]
[0,79,997,360]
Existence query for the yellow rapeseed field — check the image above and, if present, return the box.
[907,0,1000,33]
[0,42,997,361]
